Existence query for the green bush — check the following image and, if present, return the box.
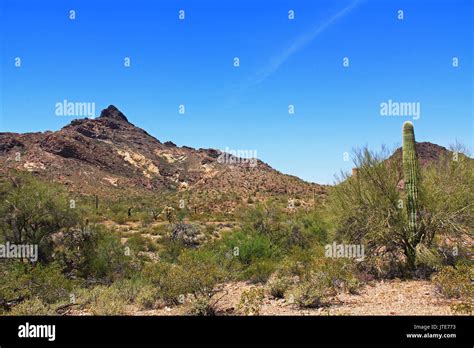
[110,276,149,304]
[144,249,226,306]
[27,262,75,304]
[0,261,74,307]
[80,226,139,282]
[135,285,159,310]
[220,230,279,266]
[266,273,293,299]
[126,234,157,252]
[243,259,277,284]
[143,262,186,305]
[86,286,128,315]
[280,250,361,307]
[186,295,220,316]
[328,145,473,276]
[177,250,227,298]
[432,261,473,299]
[450,302,472,315]
[8,297,55,316]
[0,172,82,263]
[241,203,284,237]
[291,275,328,308]
[238,288,265,315]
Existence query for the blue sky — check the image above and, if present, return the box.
[0,0,472,184]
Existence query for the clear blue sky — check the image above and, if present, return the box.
[0,0,472,184]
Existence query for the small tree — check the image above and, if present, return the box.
[329,140,473,275]
[0,173,80,262]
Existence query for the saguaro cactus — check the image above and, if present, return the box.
[402,121,419,234]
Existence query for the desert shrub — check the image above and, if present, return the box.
[241,203,285,238]
[328,145,473,276]
[450,302,472,315]
[290,274,329,308]
[186,295,221,316]
[298,212,329,245]
[135,285,159,310]
[432,261,473,299]
[220,230,280,266]
[238,288,265,315]
[149,224,169,236]
[86,286,127,315]
[0,261,74,308]
[110,276,149,304]
[322,258,361,294]
[278,247,316,279]
[26,262,75,304]
[52,226,94,277]
[421,146,474,242]
[177,249,227,298]
[126,234,157,252]
[144,249,226,306]
[328,147,407,275]
[80,226,139,282]
[158,223,205,263]
[8,297,55,316]
[413,244,444,276]
[105,199,139,224]
[171,222,203,247]
[53,224,141,282]
[0,261,34,307]
[0,172,82,262]
[266,273,293,299]
[279,248,361,306]
[242,259,277,284]
[143,262,186,305]
[159,236,186,263]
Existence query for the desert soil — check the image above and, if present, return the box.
[126,279,462,316]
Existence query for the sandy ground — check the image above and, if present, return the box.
[127,279,464,316]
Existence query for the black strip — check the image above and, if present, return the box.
[0,315,471,347]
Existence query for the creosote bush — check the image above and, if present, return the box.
[8,297,55,316]
[144,249,226,306]
[86,286,128,315]
[238,288,265,315]
[432,261,473,299]
[291,273,329,308]
[266,272,293,299]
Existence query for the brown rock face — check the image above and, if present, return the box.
[0,106,324,207]
[391,142,452,167]
[99,105,129,123]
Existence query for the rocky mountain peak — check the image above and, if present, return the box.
[99,105,129,123]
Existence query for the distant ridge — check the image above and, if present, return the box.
[0,106,325,211]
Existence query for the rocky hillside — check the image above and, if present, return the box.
[391,141,453,166]
[0,106,325,206]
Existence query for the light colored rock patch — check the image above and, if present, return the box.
[23,161,46,171]
[103,176,119,186]
[117,149,159,178]
[157,152,187,164]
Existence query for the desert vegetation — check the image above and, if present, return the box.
[0,122,472,316]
